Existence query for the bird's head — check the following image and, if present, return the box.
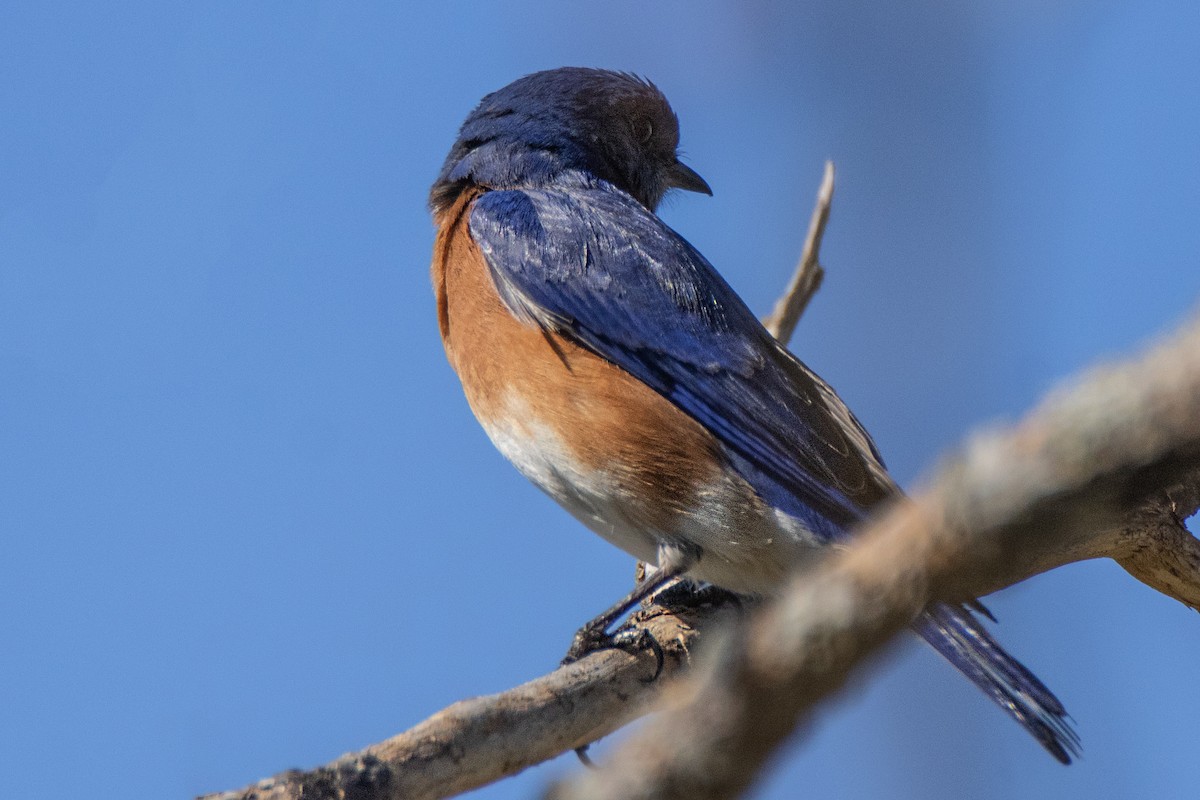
[431,67,711,212]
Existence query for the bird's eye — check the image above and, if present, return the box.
[637,119,654,144]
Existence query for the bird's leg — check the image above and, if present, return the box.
[560,565,681,673]
[566,545,702,767]
[561,542,698,675]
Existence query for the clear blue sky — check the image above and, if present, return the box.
[3,3,1199,799]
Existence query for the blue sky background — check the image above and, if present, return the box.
[3,3,1200,799]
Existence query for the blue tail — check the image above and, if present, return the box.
[915,603,1080,763]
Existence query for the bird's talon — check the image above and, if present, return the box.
[561,622,611,666]
[561,623,665,681]
[610,626,665,681]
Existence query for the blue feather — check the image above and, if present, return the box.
[918,604,1080,763]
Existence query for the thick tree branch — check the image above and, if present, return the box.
[549,311,1200,800]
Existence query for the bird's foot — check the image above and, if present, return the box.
[561,619,665,682]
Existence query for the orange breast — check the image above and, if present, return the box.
[431,190,727,540]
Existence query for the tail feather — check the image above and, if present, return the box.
[916,603,1080,764]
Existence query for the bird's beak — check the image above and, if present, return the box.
[668,160,712,196]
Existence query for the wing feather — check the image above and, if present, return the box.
[470,177,889,539]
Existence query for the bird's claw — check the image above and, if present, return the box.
[561,622,665,682]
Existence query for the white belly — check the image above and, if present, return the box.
[478,394,826,595]
[478,396,663,566]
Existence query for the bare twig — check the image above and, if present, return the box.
[549,312,1200,800]
[762,161,834,343]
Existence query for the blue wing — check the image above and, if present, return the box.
[469,176,890,541]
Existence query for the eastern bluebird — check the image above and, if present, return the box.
[430,67,1079,762]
